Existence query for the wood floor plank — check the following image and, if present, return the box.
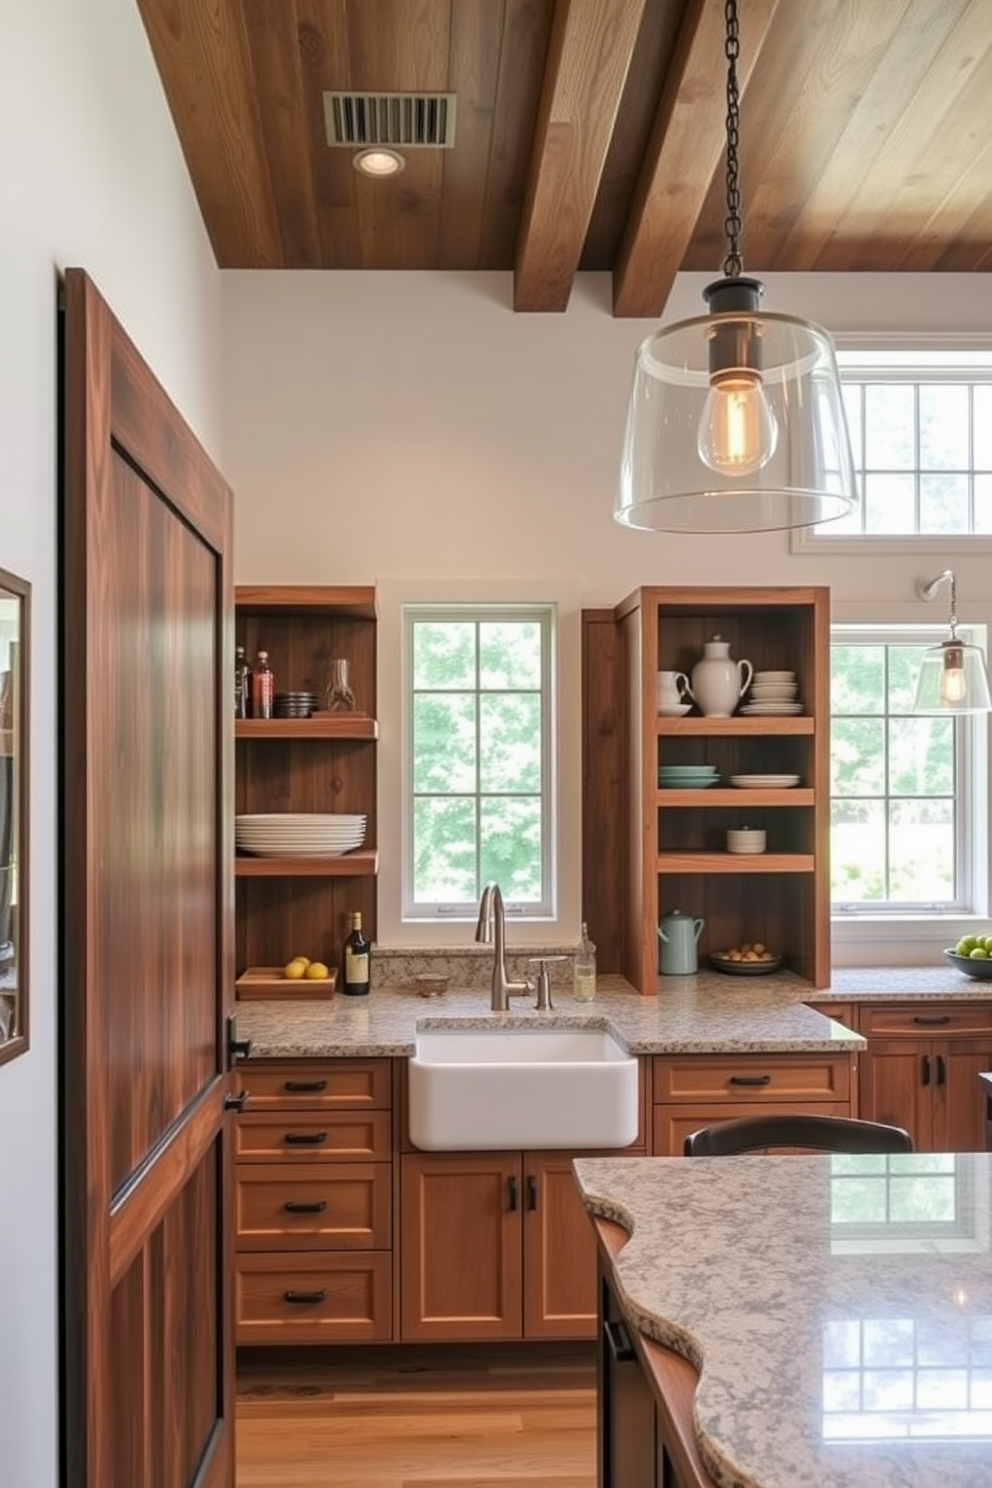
[236,1343,597,1488]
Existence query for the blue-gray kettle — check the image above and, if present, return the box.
[657,909,704,975]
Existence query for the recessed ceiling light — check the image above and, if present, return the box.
[353,148,406,178]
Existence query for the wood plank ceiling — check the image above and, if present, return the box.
[136,0,992,316]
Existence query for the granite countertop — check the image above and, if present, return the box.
[232,956,992,1061]
[574,1151,992,1488]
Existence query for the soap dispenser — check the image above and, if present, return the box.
[574,923,597,1002]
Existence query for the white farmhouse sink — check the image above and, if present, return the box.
[408,1025,639,1151]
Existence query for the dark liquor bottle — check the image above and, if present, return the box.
[342,911,371,996]
[252,649,274,719]
[234,644,252,718]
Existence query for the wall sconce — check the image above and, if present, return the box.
[913,569,992,714]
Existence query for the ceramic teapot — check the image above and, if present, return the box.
[657,909,705,976]
[689,634,753,718]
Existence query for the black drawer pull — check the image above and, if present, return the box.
[604,1318,636,1363]
[913,1015,951,1026]
[224,1091,250,1113]
[284,1289,327,1305]
[526,1175,538,1211]
[922,1054,931,1086]
[284,1079,328,1092]
[508,1176,518,1212]
[284,1131,328,1146]
[936,1054,947,1086]
[284,1199,328,1214]
[729,1074,772,1087]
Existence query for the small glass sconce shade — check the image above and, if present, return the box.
[614,302,858,534]
[913,640,992,715]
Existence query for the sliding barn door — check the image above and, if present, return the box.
[62,269,235,1488]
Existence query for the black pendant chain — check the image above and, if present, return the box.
[722,0,743,279]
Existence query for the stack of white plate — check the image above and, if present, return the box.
[235,812,366,857]
[741,670,803,716]
[729,773,800,789]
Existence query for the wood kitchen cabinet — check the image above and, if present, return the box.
[399,1149,612,1342]
[235,585,378,984]
[607,586,831,993]
[651,1051,853,1155]
[857,1002,992,1151]
[233,1059,393,1343]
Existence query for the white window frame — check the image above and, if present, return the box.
[791,339,992,556]
[401,601,557,924]
[830,614,990,966]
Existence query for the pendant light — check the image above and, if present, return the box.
[912,570,992,715]
[614,0,858,534]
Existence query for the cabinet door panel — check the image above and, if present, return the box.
[400,1154,522,1341]
[653,1102,852,1157]
[522,1155,597,1339]
[859,1041,933,1151]
[935,1041,992,1152]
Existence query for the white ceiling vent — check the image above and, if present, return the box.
[323,92,457,150]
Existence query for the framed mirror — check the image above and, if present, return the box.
[0,566,29,1066]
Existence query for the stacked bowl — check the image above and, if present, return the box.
[741,670,803,717]
[235,812,366,856]
[274,690,318,718]
[658,763,719,789]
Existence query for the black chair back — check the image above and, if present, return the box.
[683,1112,914,1157]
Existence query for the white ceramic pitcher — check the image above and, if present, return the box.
[689,635,753,717]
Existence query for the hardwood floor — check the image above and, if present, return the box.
[235,1343,598,1488]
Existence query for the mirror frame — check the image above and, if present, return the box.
[0,565,29,1067]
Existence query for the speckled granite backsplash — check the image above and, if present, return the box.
[370,944,580,990]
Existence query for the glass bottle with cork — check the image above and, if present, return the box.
[252,649,274,719]
[234,644,252,718]
[343,911,371,996]
[573,922,597,1002]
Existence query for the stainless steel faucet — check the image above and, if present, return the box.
[475,881,533,1012]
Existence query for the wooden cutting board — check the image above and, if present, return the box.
[235,966,337,999]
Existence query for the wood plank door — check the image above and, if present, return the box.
[61,270,235,1488]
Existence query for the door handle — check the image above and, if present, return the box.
[914,1014,950,1026]
[284,1199,328,1214]
[284,1079,328,1092]
[604,1318,636,1363]
[507,1176,518,1212]
[227,1013,252,1062]
[284,1131,328,1146]
[729,1074,772,1087]
[936,1054,947,1086]
[526,1175,538,1211]
[284,1289,327,1305]
[922,1054,931,1086]
[224,1090,249,1113]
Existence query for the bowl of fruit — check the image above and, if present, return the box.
[943,935,992,980]
[709,943,783,976]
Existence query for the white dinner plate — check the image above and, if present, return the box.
[740,703,804,715]
[729,774,800,788]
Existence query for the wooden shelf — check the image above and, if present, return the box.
[235,849,379,878]
[656,716,814,735]
[234,584,376,617]
[235,715,378,740]
[657,788,815,807]
[657,852,815,874]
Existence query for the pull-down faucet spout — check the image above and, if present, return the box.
[475,881,532,1012]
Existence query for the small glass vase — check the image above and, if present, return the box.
[326,657,356,711]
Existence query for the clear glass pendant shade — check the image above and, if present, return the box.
[912,640,992,715]
[615,303,858,534]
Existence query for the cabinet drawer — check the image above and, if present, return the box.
[807,1002,854,1028]
[235,1059,392,1109]
[235,1163,392,1249]
[653,1053,851,1104]
[653,1101,852,1157]
[235,1252,392,1343]
[858,1003,992,1039]
[235,1109,392,1163]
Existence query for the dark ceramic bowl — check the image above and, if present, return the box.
[709,954,784,977]
[943,949,992,980]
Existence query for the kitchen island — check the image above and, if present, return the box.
[575,1150,992,1488]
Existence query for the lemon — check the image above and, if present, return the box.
[284,957,309,979]
[304,961,330,980]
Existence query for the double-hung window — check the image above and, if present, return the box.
[402,604,555,921]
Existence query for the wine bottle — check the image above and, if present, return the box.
[573,922,597,1002]
[342,911,371,996]
[252,649,274,720]
[234,644,251,718]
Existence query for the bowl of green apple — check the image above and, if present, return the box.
[944,935,992,980]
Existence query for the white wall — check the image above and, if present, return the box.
[221,269,992,948]
[0,0,222,1480]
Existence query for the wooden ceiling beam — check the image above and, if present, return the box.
[513,0,648,313]
[611,0,781,318]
